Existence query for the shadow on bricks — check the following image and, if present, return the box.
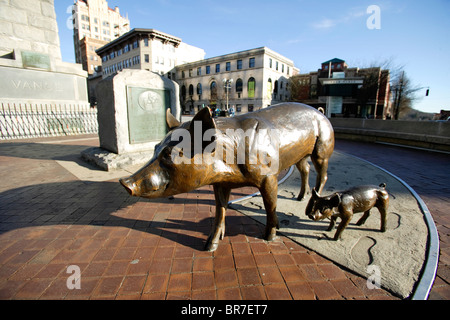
[0,179,245,250]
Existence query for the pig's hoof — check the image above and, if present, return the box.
[264,228,277,242]
[205,240,219,252]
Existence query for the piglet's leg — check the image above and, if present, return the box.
[327,214,338,231]
[356,210,371,226]
[334,212,352,240]
[259,175,279,241]
[205,185,231,252]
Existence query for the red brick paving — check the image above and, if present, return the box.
[0,135,407,300]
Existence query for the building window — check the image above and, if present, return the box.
[181,85,186,100]
[133,40,139,49]
[215,64,220,73]
[182,70,185,78]
[267,78,272,99]
[237,60,242,70]
[248,104,254,112]
[269,58,272,68]
[282,64,284,73]
[206,66,210,74]
[197,67,201,76]
[144,38,149,46]
[248,77,255,98]
[226,62,231,71]
[197,83,202,95]
[276,61,279,71]
[236,78,243,93]
[189,84,194,96]
[210,81,217,100]
[144,54,149,63]
[249,58,255,68]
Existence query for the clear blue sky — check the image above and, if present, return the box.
[55,0,450,114]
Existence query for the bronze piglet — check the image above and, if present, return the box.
[305,183,389,240]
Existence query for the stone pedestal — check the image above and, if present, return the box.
[81,69,181,170]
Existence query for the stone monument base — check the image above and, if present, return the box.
[81,146,156,171]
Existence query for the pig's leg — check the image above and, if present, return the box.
[205,185,231,252]
[356,210,371,226]
[311,156,329,194]
[296,157,310,201]
[259,175,279,241]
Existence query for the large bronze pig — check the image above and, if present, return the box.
[120,102,334,251]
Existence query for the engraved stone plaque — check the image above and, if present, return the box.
[126,86,170,144]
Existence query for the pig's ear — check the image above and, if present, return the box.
[189,107,216,132]
[166,108,181,130]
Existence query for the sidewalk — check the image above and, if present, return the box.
[0,135,402,300]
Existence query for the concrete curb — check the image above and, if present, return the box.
[343,154,439,300]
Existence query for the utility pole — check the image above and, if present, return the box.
[394,71,404,120]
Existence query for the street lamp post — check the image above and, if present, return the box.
[223,78,233,112]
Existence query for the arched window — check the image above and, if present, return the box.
[181,85,186,100]
[210,81,217,100]
[274,80,279,95]
[267,78,272,99]
[188,84,194,96]
[197,83,202,95]
[236,79,243,93]
[248,77,255,98]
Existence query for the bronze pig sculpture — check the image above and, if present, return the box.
[305,183,389,240]
[120,102,334,251]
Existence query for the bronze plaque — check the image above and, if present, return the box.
[126,86,170,144]
[21,51,51,70]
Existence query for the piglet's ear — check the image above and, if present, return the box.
[312,188,320,199]
[330,194,341,207]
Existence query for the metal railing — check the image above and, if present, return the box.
[0,102,98,140]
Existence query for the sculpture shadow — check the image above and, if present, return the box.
[0,179,258,250]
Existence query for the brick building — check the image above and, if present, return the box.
[290,58,391,119]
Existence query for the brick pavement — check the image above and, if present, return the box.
[0,135,404,300]
[335,140,450,300]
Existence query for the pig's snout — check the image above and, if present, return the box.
[120,177,136,196]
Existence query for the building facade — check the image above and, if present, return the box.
[96,28,205,80]
[290,58,391,119]
[176,47,298,115]
[72,0,130,74]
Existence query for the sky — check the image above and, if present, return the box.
[54,0,450,114]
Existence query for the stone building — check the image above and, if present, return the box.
[71,0,130,75]
[96,28,205,80]
[176,47,298,115]
[290,58,391,119]
[0,0,93,139]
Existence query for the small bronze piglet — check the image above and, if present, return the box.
[305,183,389,240]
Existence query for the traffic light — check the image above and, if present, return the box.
[426,89,429,96]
